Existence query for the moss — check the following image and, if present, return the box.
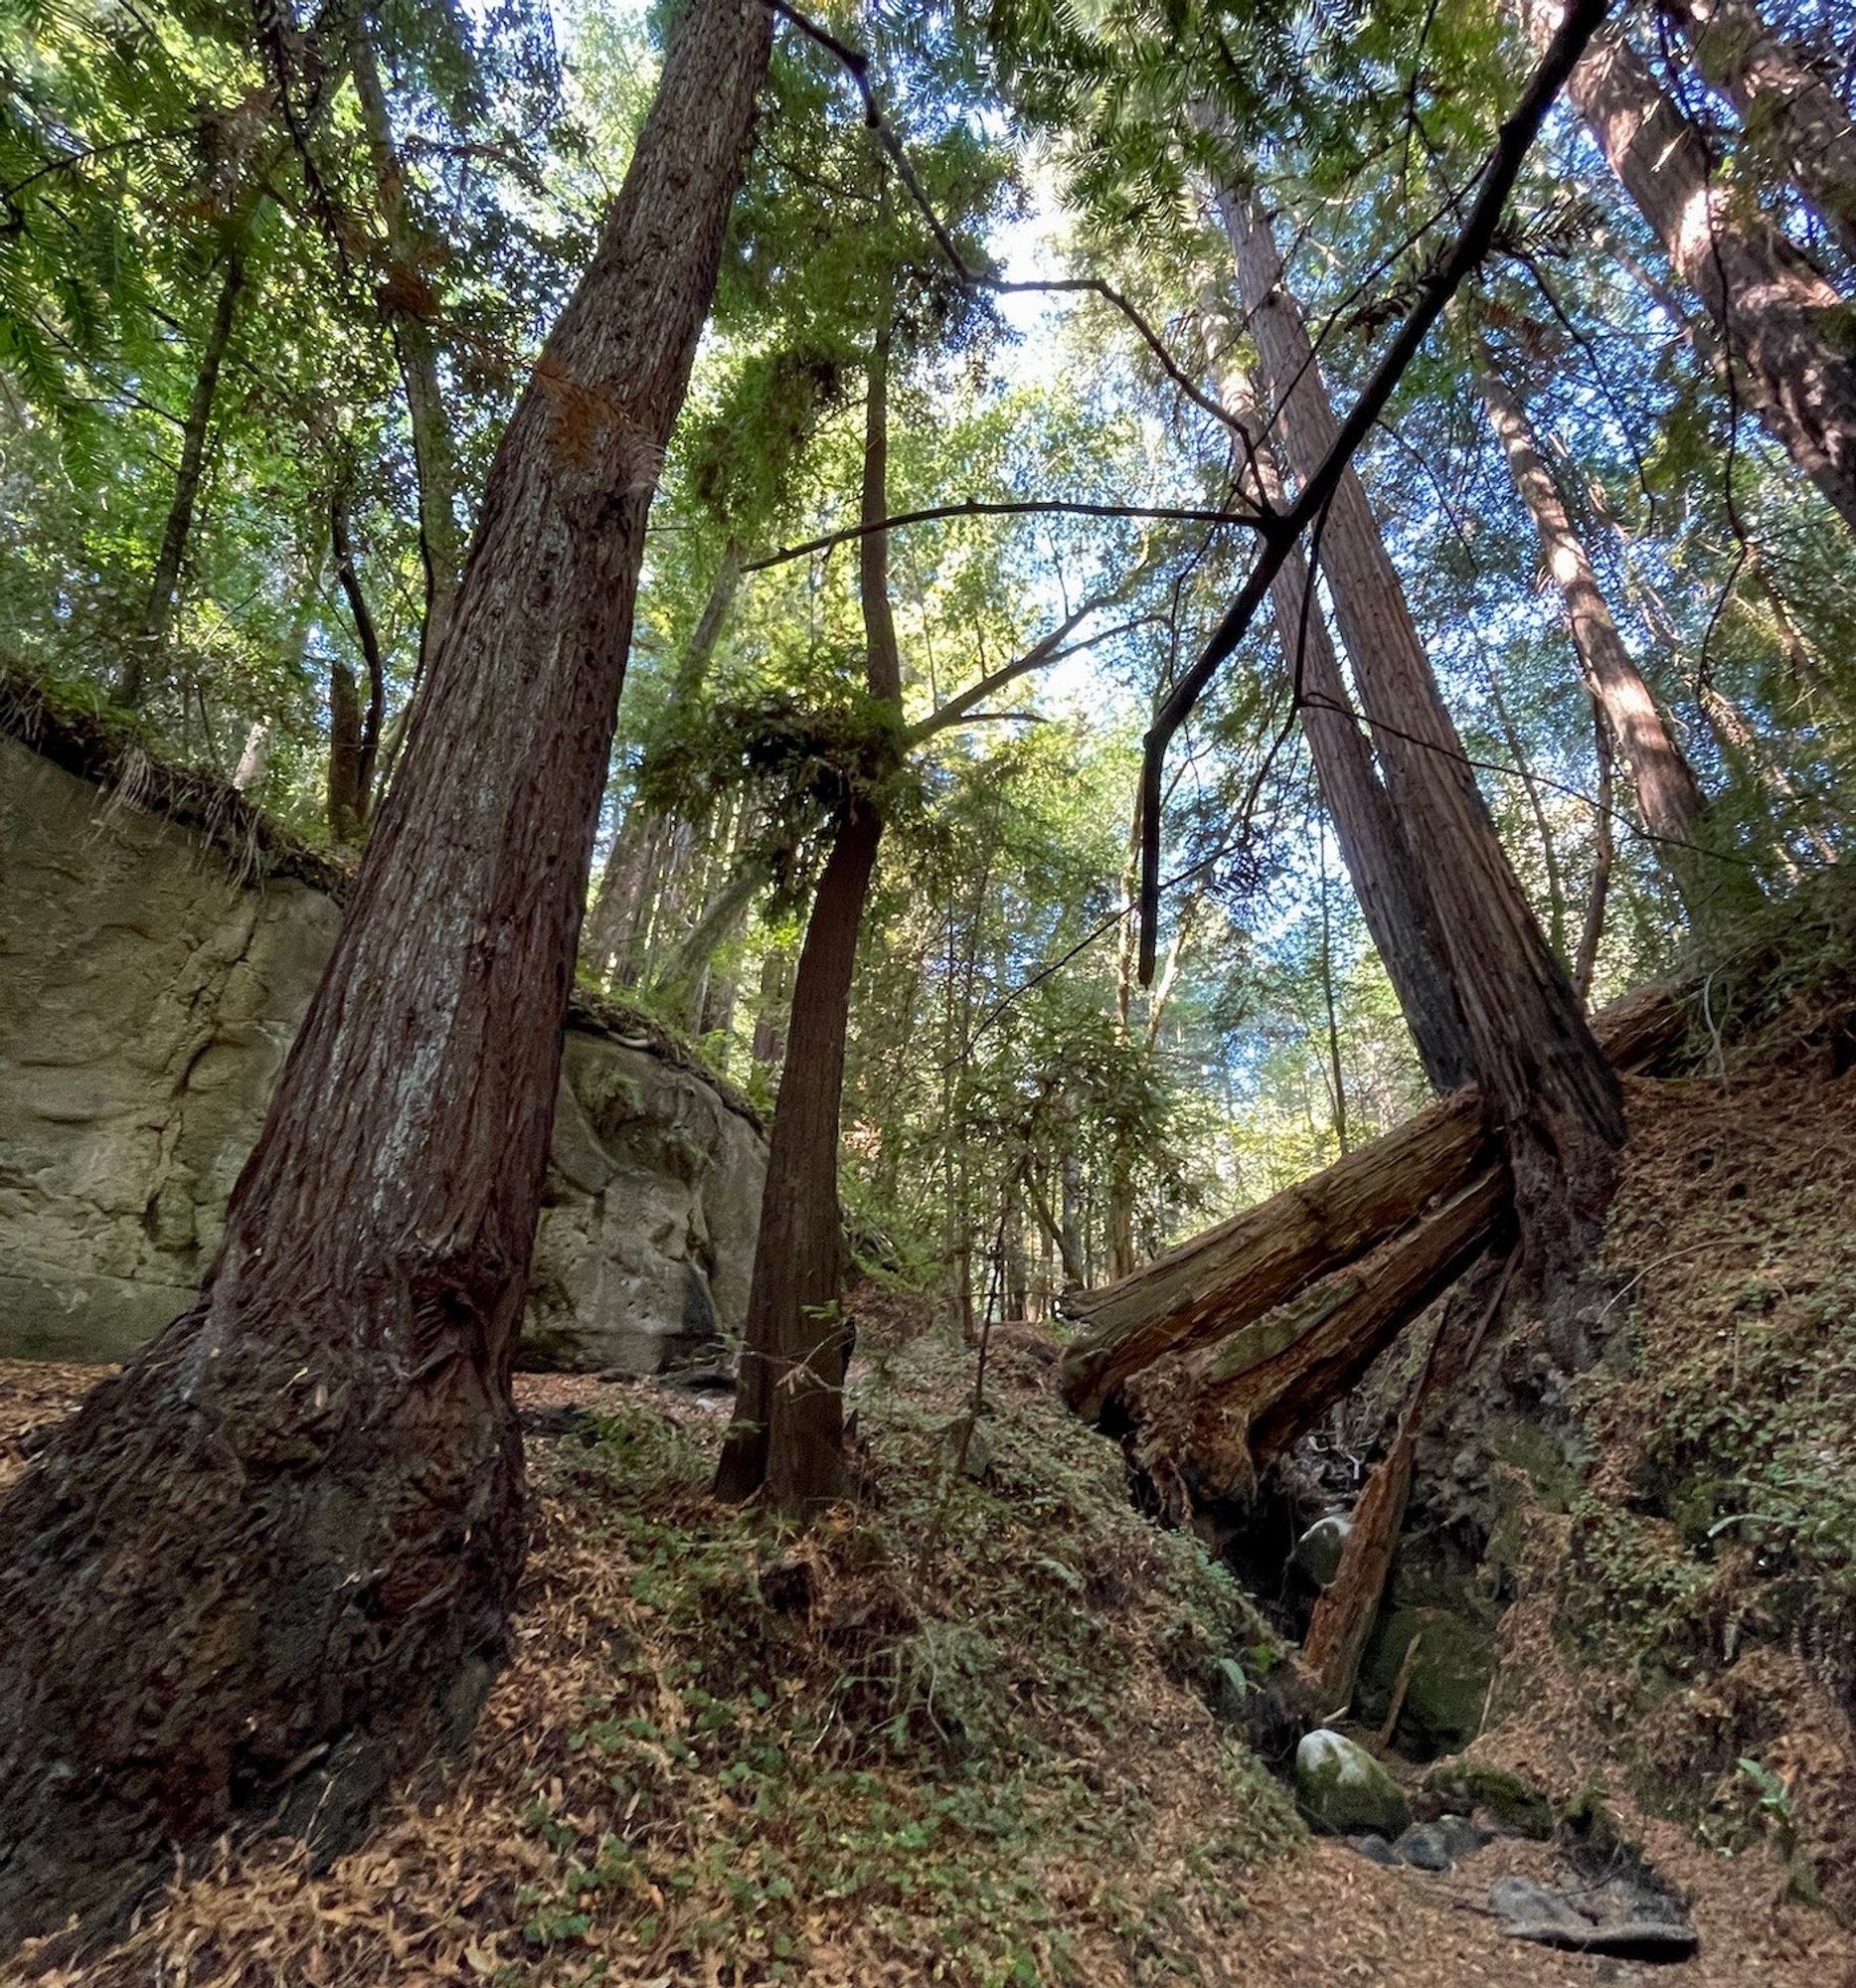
[510,1338,1301,1981]
[1422,1759,1554,1839]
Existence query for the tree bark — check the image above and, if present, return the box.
[116,245,247,708]
[1059,981,1683,1423]
[0,0,772,1952]
[1575,695,1616,1003]
[717,298,902,1514]
[1203,295,1473,1089]
[1219,188,1624,1276]
[1517,0,1856,533]
[1130,1171,1508,1498]
[1660,0,1856,265]
[1472,336,1729,910]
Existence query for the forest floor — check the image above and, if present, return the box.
[3,1008,1854,1985]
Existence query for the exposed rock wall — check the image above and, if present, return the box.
[0,733,764,1371]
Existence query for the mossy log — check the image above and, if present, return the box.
[1125,1171,1506,1502]
[1060,982,1685,1425]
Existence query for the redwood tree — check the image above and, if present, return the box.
[1217,187,1625,1274]
[0,0,773,1949]
[1469,327,1740,913]
[1200,286,1473,1092]
[716,301,905,1516]
[1516,0,1856,533]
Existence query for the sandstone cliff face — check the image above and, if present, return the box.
[0,735,764,1371]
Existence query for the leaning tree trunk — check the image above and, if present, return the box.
[326,485,388,845]
[1516,0,1856,533]
[716,300,904,1515]
[1659,0,1856,266]
[1470,336,1738,914]
[116,243,247,709]
[1201,287,1472,1090]
[1219,188,1623,1278]
[0,0,772,1952]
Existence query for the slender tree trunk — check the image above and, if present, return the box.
[326,486,388,845]
[1659,0,1856,264]
[1575,695,1616,1003]
[1472,336,1733,911]
[116,246,246,708]
[1517,0,1856,532]
[0,1,772,1951]
[717,296,902,1514]
[582,546,745,984]
[352,22,464,662]
[1317,838,1351,1153]
[1203,295,1472,1089]
[1219,189,1622,1277]
[752,942,792,1069]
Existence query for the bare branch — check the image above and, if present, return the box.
[908,599,1153,747]
[743,499,1258,573]
[764,0,1263,452]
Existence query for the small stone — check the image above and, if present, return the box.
[1392,1821,1455,1871]
[1434,1812,1491,1863]
[1489,1875,1593,1938]
[1294,1729,1412,1837]
[1352,1833,1400,1867]
[1292,1513,1353,1587]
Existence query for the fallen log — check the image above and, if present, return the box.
[1300,1251,1517,1714]
[1125,1169,1507,1502]
[1059,982,1686,1423]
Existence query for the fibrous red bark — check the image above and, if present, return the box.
[1059,982,1683,1428]
[1201,285,1472,1092]
[0,0,773,1951]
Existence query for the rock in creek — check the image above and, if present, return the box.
[1292,1512,1353,1587]
[1391,1814,1488,1870]
[1294,1729,1412,1836]
[1489,1874,1698,1961]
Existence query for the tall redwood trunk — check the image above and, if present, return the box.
[1659,0,1856,265]
[0,0,772,1950]
[1470,337,1732,910]
[716,800,884,1510]
[1219,189,1623,1275]
[116,244,246,708]
[717,302,902,1513]
[1516,0,1856,532]
[1202,291,1472,1090]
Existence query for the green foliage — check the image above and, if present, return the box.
[500,1339,1297,1979]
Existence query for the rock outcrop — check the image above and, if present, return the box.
[0,724,765,1372]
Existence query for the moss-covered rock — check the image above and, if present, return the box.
[1294,1729,1412,1835]
[1422,1758,1555,1839]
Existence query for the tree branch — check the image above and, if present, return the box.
[908,599,1151,746]
[764,0,1263,452]
[742,498,1259,573]
[1134,0,1613,980]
